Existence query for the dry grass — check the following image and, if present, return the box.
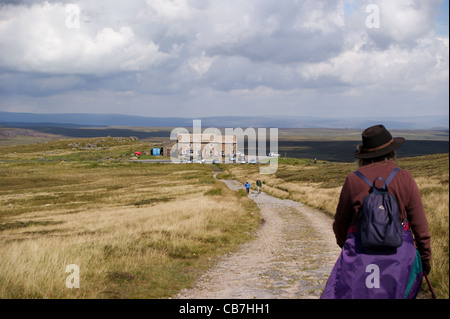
[0,160,260,298]
[414,176,449,298]
[0,136,447,299]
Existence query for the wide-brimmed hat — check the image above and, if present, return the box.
[354,124,405,159]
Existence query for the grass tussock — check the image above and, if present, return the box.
[204,188,222,196]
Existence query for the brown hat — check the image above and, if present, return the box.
[354,124,405,159]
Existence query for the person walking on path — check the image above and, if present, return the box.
[256,178,262,194]
[244,181,251,195]
[321,124,431,299]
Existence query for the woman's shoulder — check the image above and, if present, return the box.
[352,160,414,181]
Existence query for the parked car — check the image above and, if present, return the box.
[267,152,281,157]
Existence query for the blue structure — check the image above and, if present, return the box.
[151,147,161,156]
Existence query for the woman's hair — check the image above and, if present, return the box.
[357,150,397,167]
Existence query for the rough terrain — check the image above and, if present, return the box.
[176,177,341,299]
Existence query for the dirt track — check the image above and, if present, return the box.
[176,177,341,299]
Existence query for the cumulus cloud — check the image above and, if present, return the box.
[0,0,447,119]
[0,1,173,75]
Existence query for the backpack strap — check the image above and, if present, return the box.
[354,170,372,187]
[385,167,407,226]
[385,167,400,186]
[354,167,400,188]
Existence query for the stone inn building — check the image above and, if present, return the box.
[161,132,237,160]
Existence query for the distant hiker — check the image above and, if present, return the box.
[244,181,251,195]
[321,124,431,299]
[256,178,262,194]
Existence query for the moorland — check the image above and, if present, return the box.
[0,126,448,299]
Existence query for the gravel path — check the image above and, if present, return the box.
[176,177,341,299]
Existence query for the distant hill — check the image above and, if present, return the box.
[1,111,448,130]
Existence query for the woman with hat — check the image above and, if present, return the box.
[321,124,431,299]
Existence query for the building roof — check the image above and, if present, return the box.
[177,133,236,143]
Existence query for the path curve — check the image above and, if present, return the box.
[176,176,341,299]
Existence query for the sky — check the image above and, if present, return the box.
[0,0,448,121]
